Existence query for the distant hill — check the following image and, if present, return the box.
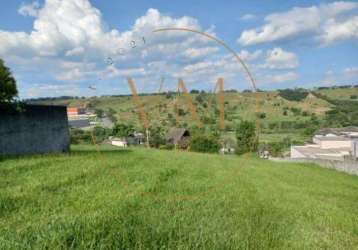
[27,87,358,144]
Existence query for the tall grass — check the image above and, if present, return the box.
[1,146,357,249]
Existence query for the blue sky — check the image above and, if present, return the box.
[0,0,357,98]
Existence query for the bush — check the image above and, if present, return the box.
[290,107,301,115]
[278,89,308,101]
[0,58,18,104]
[70,129,92,144]
[256,112,266,119]
[112,123,134,138]
[236,121,258,155]
[95,108,104,118]
[92,126,111,143]
[149,126,166,148]
[190,134,220,153]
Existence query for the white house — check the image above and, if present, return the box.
[108,137,128,147]
[291,127,358,161]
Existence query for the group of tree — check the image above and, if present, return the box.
[0,58,19,112]
[278,88,309,102]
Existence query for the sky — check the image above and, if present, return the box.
[0,0,357,98]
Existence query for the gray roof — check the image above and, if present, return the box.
[68,119,90,128]
[166,128,190,144]
[294,146,350,155]
[314,136,351,141]
[316,126,358,136]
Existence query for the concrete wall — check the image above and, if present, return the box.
[321,140,351,149]
[272,158,358,176]
[0,105,70,156]
[290,146,307,158]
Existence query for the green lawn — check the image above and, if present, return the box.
[1,145,357,249]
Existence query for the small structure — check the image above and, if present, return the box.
[108,137,128,147]
[166,128,190,149]
[68,119,90,129]
[67,107,86,117]
[219,137,236,155]
[352,140,358,160]
[127,132,145,145]
[291,127,358,161]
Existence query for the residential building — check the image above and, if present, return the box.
[166,128,191,149]
[291,127,358,161]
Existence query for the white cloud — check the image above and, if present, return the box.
[238,1,358,46]
[261,72,299,84]
[262,48,299,69]
[25,83,81,98]
[182,46,219,59]
[2,0,203,59]
[322,70,336,85]
[18,1,40,17]
[344,67,358,78]
[1,0,302,97]
[240,14,256,21]
[237,49,262,62]
[321,16,358,44]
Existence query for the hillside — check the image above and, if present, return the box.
[30,88,354,145]
[36,91,333,125]
[1,145,358,249]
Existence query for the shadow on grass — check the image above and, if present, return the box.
[0,148,133,163]
[70,148,133,156]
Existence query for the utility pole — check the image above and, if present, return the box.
[127,77,150,148]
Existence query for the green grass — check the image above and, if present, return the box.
[1,145,357,249]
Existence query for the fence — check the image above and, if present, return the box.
[271,158,358,176]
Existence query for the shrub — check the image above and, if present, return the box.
[236,121,258,155]
[149,126,166,148]
[290,107,302,115]
[92,126,111,143]
[278,89,308,101]
[95,108,104,118]
[70,129,92,144]
[256,112,266,119]
[112,123,134,138]
[190,134,220,153]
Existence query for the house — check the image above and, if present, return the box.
[67,107,86,117]
[127,132,145,145]
[108,137,128,147]
[291,127,358,161]
[166,128,191,149]
[219,137,236,155]
[68,119,90,129]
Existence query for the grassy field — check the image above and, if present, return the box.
[1,145,358,249]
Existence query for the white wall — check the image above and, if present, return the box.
[290,147,307,158]
[111,140,127,147]
[320,140,351,149]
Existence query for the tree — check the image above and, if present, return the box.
[112,123,134,138]
[95,108,104,118]
[0,58,18,103]
[190,134,220,153]
[278,88,308,102]
[236,120,258,155]
[149,126,166,148]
